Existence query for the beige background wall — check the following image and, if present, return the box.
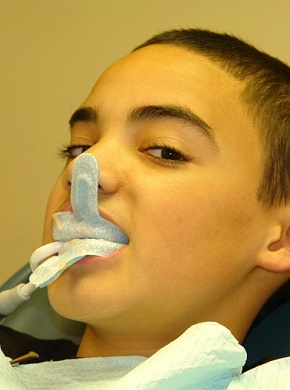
[1,0,290,285]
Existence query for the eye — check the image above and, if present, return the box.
[141,143,190,164]
[148,147,185,161]
[59,144,91,159]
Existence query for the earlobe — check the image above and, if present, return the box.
[258,226,290,273]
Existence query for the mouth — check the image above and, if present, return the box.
[68,242,126,267]
[31,203,129,288]
[56,201,125,238]
[30,237,128,288]
[52,210,128,245]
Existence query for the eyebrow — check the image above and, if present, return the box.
[69,104,218,149]
[128,104,217,147]
[69,107,97,128]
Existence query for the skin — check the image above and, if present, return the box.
[43,44,290,358]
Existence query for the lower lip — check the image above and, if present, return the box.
[72,245,126,267]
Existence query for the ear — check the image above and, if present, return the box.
[257,212,290,273]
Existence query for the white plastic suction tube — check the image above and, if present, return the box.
[30,241,64,271]
[0,283,36,315]
[0,241,64,316]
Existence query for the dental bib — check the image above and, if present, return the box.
[3,322,290,389]
[30,153,128,288]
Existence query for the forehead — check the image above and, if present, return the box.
[92,44,240,91]
[88,44,241,107]
[85,45,246,128]
[83,45,260,161]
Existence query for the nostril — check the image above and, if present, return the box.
[61,159,75,190]
[63,180,72,191]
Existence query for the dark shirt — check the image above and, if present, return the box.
[0,325,78,363]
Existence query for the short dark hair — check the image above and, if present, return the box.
[134,29,290,208]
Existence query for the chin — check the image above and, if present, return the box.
[47,275,126,323]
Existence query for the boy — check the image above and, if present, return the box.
[1,28,290,388]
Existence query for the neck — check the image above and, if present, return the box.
[76,325,178,358]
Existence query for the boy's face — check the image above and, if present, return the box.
[44,45,271,336]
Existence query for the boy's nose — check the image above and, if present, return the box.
[62,147,120,195]
[53,152,128,243]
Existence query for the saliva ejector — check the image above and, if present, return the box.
[0,241,64,317]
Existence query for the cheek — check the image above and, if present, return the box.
[133,183,257,289]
